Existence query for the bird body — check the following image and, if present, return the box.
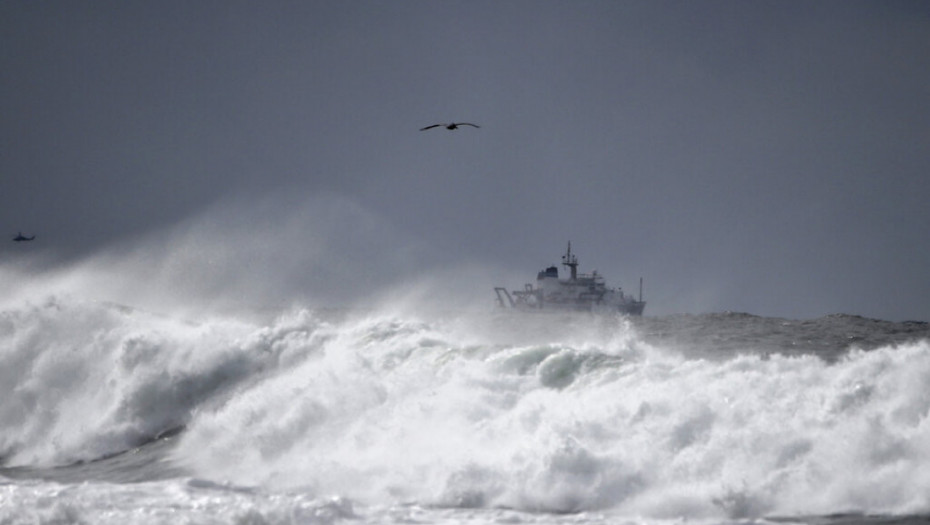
[420,122,480,131]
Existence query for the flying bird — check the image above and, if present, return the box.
[13,232,35,242]
[420,122,480,131]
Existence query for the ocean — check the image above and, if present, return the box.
[2,293,930,524]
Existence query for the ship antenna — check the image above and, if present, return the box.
[562,241,578,280]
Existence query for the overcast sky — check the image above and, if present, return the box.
[2,1,928,321]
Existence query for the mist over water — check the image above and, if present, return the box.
[1,192,506,318]
[2,197,930,524]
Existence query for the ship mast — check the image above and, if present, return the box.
[561,241,578,280]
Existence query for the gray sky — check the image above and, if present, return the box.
[2,1,929,321]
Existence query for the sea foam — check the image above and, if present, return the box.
[3,292,930,519]
[168,310,930,518]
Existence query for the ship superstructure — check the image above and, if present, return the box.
[495,242,645,315]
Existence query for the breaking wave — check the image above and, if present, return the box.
[2,293,930,519]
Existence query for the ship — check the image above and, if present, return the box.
[494,242,646,315]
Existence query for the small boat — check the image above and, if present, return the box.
[495,242,645,315]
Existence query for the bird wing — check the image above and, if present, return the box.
[419,124,442,131]
[457,123,480,128]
